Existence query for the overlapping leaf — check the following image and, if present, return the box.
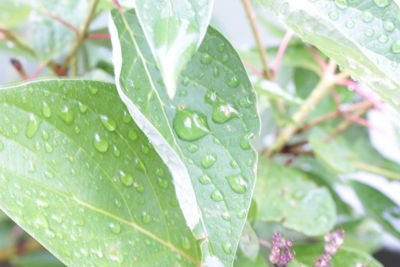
[260,0,400,119]
[133,0,214,98]
[255,158,336,236]
[110,9,259,265]
[0,80,201,266]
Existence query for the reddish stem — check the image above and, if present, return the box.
[273,31,293,76]
[307,46,328,72]
[29,64,47,80]
[43,10,79,35]
[113,0,123,11]
[244,61,264,78]
[87,33,110,39]
[342,112,372,128]
[337,79,384,110]
[332,90,341,107]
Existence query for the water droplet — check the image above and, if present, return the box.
[199,175,212,185]
[26,114,40,138]
[211,190,223,201]
[240,133,254,150]
[42,102,51,118]
[364,28,374,37]
[141,211,151,224]
[119,170,133,187]
[201,153,217,169]
[100,115,116,132]
[181,236,191,250]
[157,177,168,188]
[237,209,246,218]
[213,66,220,77]
[12,125,18,134]
[89,86,98,94]
[391,40,400,53]
[45,143,53,153]
[108,222,121,234]
[122,110,131,123]
[239,96,253,107]
[78,102,88,113]
[212,104,239,123]
[93,133,108,152]
[114,199,122,208]
[384,21,395,32]
[36,199,48,208]
[141,144,149,154]
[373,0,392,8]
[44,170,54,179]
[362,11,374,23]
[155,168,164,177]
[221,213,231,221]
[128,129,138,140]
[200,53,212,64]
[173,109,209,141]
[227,75,240,88]
[113,145,120,157]
[226,175,248,194]
[345,20,355,29]
[58,106,74,124]
[41,130,49,141]
[334,0,348,8]
[378,34,388,43]
[134,180,145,193]
[222,243,232,254]
[187,144,199,153]
[328,11,339,20]
[205,90,219,104]
[33,215,48,229]
[181,77,190,86]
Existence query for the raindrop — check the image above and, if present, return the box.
[378,34,388,43]
[187,144,199,153]
[0,141,3,152]
[89,86,98,95]
[36,199,49,208]
[45,170,54,179]
[199,175,212,185]
[100,115,116,132]
[157,177,168,188]
[201,153,217,169]
[212,104,239,123]
[93,133,108,152]
[141,144,149,154]
[58,106,74,124]
[122,110,131,123]
[226,175,248,194]
[128,129,138,140]
[173,109,210,141]
[200,53,212,64]
[113,145,121,157]
[114,199,122,208]
[213,66,220,77]
[211,190,223,201]
[45,143,53,153]
[26,114,40,138]
[42,102,51,118]
[155,168,164,176]
[391,40,400,53]
[79,102,88,113]
[108,222,121,234]
[227,75,241,88]
[42,130,49,141]
[119,170,133,187]
[364,29,374,37]
[362,11,374,23]
[230,160,239,169]
[222,243,232,254]
[240,133,253,150]
[328,11,339,20]
[384,21,395,32]
[12,125,18,134]
[141,211,151,224]
[181,77,190,86]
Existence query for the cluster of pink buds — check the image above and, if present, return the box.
[315,229,345,267]
[269,232,295,267]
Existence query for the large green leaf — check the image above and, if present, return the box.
[133,0,214,98]
[0,80,202,266]
[255,158,336,236]
[352,181,400,239]
[110,9,259,265]
[260,0,400,119]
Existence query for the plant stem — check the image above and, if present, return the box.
[351,162,400,181]
[60,0,100,70]
[265,61,341,157]
[0,28,35,57]
[0,238,43,262]
[273,30,293,77]
[242,0,272,79]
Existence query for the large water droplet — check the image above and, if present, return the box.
[199,175,212,185]
[108,222,121,234]
[227,75,241,88]
[93,133,108,152]
[240,133,254,150]
[173,109,209,141]
[26,114,40,138]
[391,40,400,53]
[226,175,248,194]
[384,21,395,32]
[212,104,239,123]
[373,0,392,7]
[42,102,51,118]
[378,34,388,43]
[119,170,133,187]
[201,153,217,169]
[58,106,74,124]
[211,190,223,201]
[100,115,116,132]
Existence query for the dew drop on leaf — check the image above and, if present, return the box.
[211,190,224,201]
[334,0,348,9]
[12,125,18,134]
[384,21,395,32]
[26,114,40,138]
[201,153,217,169]
[122,110,131,123]
[222,243,232,254]
[119,170,133,187]
[328,11,339,20]
[173,109,209,141]
[212,103,239,123]
[227,75,241,88]
[100,115,117,132]
[362,11,374,23]
[45,143,53,153]
[42,102,51,118]
[391,40,400,53]
[187,144,199,153]
[128,129,138,140]
[200,53,212,64]
[226,175,248,194]
[0,141,3,152]
[199,175,212,185]
[58,106,74,124]
[93,133,108,153]
[141,211,151,224]
[78,102,88,113]
[113,145,120,157]
[108,222,121,234]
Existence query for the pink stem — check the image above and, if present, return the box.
[87,33,110,39]
[29,64,47,80]
[0,33,4,39]
[244,61,264,78]
[337,79,384,110]
[273,31,293,76]
[258,238,271,248]
[43,11,79,35]
[342,113,372,128]
[113,0,123,11]
[307,46,328,71]
[332,90,341,107]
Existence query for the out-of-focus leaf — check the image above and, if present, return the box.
[260,0,400,120]
[238,223,259,261]
[352,181,400,239]
[110,10,259,265]
[254,79,303,105]
[11,252,65,267]
[0,80,201,266]
[294,243,383,267]
[234,252,268,267]
[255,158,336,236]
[132,0,214,98]
[0,0,30,28]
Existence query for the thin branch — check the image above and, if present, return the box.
[60,0,100,70]
[265,61,340,157]
[273,30,293,77]
[41,10,79,35]
[10,58,28,80]
[87,33,110,39]
[0,28,35,56]
[241,0,272,79]
[244,61,264,78]
[337,79,384,110]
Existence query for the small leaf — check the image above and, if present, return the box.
[110,9,259,265]
[260,0,400,120]
[352,181,400,239]
[255,158,336,236]
[133,0,214,98]
[0,80,201,266]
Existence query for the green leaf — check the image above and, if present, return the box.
[234,253,268,267]
[255,158,336,236]
[0,80,201,266]
[254,79,303,105]
[352,181,400,239]
[0,0,30,28]
[260,0,400,119]
[132,0,214,98]
[294,244,383,267]
[110,9,259,265]
[238,223,259,261]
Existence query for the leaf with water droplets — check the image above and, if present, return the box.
[260,0,400,120]
[132,0,214,98]
[352,181,400,239]
[0,80,201,266]
[110,9,260,265]
[255,158,336,236]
